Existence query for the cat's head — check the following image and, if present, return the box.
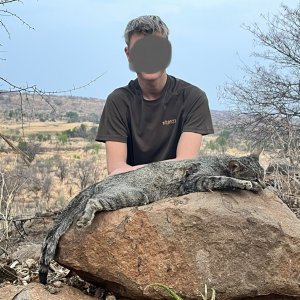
[228,149,266,188]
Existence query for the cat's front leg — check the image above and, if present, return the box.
[248,181,263,192]
[191,176,262,192]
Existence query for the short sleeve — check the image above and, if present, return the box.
[95,93,129,143]
[183,90,214,135]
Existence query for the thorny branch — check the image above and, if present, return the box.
[0,132,32,166]
[0,0,106,158]
[220,4,300,165]
[0,0,34,41]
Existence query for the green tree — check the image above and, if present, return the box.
[65,111,79,123]
[215,130,231,154]
[56,132,68,145]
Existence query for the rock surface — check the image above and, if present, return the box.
[0,282,95,300]
[11,243,42,261]
[56,189,300,300]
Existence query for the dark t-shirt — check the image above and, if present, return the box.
[96,75,214,165]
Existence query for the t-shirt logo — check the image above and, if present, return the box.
[162,119,177,126]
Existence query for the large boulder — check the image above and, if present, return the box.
[56,189,300,300]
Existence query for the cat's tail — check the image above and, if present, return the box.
[39,224,66,284]
[38,190,91,284]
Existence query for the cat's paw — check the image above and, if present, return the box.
[250,181,263,192]
[244,181,253,190]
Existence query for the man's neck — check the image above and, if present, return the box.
[137,72,168,100]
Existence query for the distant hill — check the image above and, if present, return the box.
[0,92,105,123]
[0,92,233,131]
[210,109,235,133]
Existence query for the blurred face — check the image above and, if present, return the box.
[125,32,171,81]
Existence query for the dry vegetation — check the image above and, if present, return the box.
[0,100,298,299]
[0,121,96,134]
[0,138,107,214]
[0,121,296,221]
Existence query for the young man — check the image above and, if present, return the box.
[96,15,214,175]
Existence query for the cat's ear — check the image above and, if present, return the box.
[251,147,264,160]
[228,160,242,172]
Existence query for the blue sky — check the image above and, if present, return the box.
[1,0,298,110]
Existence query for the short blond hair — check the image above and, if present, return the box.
[124,15,169,46]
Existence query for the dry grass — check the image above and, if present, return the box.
[0,121,95,135]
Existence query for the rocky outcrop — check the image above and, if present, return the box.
[56,189,300,300]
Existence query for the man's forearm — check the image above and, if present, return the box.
[109,155,198,176]
[108,163,145,176]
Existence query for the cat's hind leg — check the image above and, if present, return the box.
[76,196,106,228]
[77,187,150,228]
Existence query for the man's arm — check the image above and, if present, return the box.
[106,132,201,176]
[175,131,202,159]
[106,141,144,175]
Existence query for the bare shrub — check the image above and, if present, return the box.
[220,4,300,215]
[53,155,69,182]
[71,156,102,190]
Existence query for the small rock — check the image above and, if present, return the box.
[12,244,41,261]
[25,258,36,269]
[94,287,105,298]
[45,285,60,294]
[22,275,30,282]
[22,280,28,286]
[105,295,116,300]
[53,280,63,288]
[10,260,19,268]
